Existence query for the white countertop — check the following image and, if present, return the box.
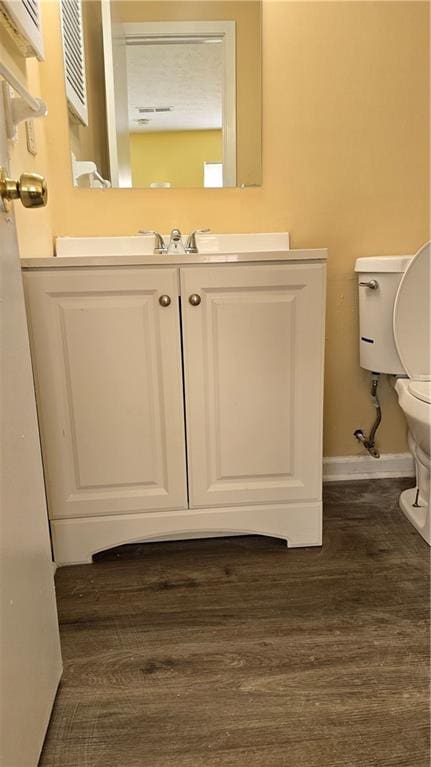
[21,248,327,269]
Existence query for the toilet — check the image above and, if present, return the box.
[355,243,431,544]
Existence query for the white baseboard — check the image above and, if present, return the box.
[323,452,415,482]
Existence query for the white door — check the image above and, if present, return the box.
[181,263,326,509]
[0,101,62,764]
[23,267,187,521]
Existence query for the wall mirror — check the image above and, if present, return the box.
[62,0,262,189]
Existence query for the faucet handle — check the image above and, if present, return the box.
[138,230,167,254]
[185,228,210,254]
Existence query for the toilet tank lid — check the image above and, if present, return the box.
[355,256,413,273]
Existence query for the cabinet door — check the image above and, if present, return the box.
[24,268,187,519]
[181,263,326,508]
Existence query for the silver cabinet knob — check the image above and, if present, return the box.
[189,294,201,306]
[159,295,171,307]
[359,279,379,290]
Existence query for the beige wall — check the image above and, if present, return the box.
[111,1,262,187]
[5,1,430,458]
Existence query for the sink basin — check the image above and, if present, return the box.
[55,232,291,258]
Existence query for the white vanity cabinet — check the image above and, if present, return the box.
[23,268,188,520]
[23,251,326,564]
[181,263,325,508]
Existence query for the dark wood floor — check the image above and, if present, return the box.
[40,478,430,767]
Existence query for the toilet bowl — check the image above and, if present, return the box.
[355,242,431,544]
[392,242,431,543]
[395,379,430,541]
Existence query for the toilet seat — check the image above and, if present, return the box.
[393,242,430,382]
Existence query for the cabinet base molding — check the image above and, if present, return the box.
[50,502,323,565]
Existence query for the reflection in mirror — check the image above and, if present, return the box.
[61,0,262,189]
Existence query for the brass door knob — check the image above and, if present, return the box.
[189,294,201,306]
[0,167,47,211]
[159,295,171,307]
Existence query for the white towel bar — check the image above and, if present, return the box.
[0,60,47,140]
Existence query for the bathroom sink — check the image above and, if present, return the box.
[55,232,291,258]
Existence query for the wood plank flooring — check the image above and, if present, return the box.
[40,478,430,767]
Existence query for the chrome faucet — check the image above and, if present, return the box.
[167,228,184,253]
[138,227,211,255]
[185,228,210,254]
[138,230,167,254]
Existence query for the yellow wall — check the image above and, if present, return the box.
[5,1,430,458]
[111,1,262,187]
[130,130,222,188]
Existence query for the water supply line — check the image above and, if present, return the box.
[354,373,382,458]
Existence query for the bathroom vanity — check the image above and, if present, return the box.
[22,236,327,564]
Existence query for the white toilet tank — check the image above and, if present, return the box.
[354,256,412,374]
